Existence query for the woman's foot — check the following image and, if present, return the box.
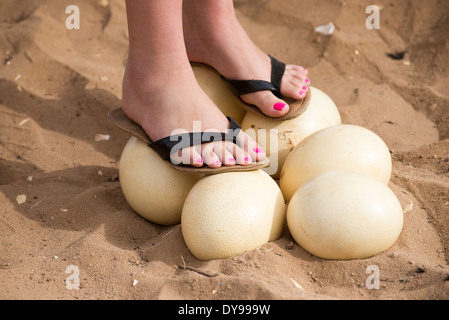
[122,56,266,168]
[123,0,265,169]
[183,0,310,118]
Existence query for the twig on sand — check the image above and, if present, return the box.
[161,230,173,239]
[181,255,186,269]
[29,196,48,209]
[178,256,218,277]
[178,265,218,278]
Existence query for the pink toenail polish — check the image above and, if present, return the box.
[216,160,222,164]
[253,147,262,154]
[197,159,203,164]
[273,102,286,111]
[305,78,310,83]
[299,91,304,95]
[302,86,307,90]
[228,158,235,163]
[244,157,251,162]
[304,68,308,72]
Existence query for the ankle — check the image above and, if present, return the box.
[125,55,193,92]
[183,4,240,60]
[183,0,237,32]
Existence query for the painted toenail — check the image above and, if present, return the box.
[244,157,251,162]
[216,160,222,164]
[305,78,310,83]
[253,147,262,154]
[197,159,203,164]
[273,102,286,111]
[228,158,236,163]
[302,86,307,90]
[299,91,304,95]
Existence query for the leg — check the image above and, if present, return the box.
[183,0,310,118]
[122,0,265,167]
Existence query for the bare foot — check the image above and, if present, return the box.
[121,55,266,168]
[183,0,310,118]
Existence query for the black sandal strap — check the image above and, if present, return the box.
[222,55,286,99]
[269,55,286,96]
[149,116,241,160]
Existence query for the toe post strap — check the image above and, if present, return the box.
[222,55,285,99]
[149,116,241,160]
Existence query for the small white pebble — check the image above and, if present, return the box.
[16,194,26,205]
[403,200,413,213]
[19,118,30,126]
[95,134,110,142]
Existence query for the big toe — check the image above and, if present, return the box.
[240,91,290,118]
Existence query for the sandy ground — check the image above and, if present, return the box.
[1,0,449,300]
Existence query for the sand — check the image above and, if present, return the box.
[1,0,448,300]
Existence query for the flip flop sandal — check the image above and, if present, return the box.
[191,55,311,121]
[107,107,270,174]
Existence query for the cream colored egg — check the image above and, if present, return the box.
[119,137,203,225]
[280,124,392,202]
[181,170,286,260]
[192,63,247,123]
[287,170,404,260]
[241,86,341,179]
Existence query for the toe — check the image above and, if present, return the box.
[202,143,222,168]
[282,74,309,100]
[286,64,308,80]
[285,65,310,94]
[173,146,203,167]
[225,142,252,165]
[212,142,236,166]
[190,147,205,167]
[223,149,237,166]
[236,131,266,162]
[241,91,290,118]
[248,145,265,162]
